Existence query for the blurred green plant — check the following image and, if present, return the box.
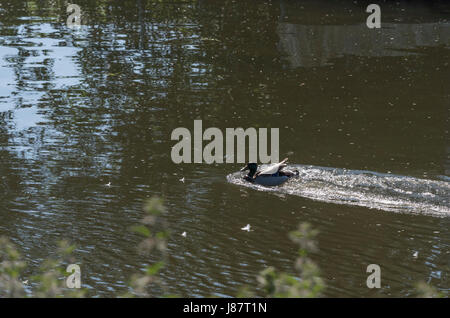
[415,282,444,298]
[0,237,26,297]
[32,240,86,298]
[1,198,445,298]
[0,237,85,297]
[0,196,171,298]
[239,222,325,298]
[123,196,172,297]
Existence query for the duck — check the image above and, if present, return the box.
[240,158,299,186]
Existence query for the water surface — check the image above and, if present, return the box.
[0,0,449,297]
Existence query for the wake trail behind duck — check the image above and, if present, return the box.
[227,164,450,217]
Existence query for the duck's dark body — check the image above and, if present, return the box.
[244,173,291,186]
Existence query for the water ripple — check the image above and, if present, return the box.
[228,164,450,217]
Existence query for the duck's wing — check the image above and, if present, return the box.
[256,158,288,176]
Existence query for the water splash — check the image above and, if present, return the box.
[227,164,450,217]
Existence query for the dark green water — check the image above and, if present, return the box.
[0,0,449,297]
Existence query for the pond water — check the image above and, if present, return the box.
[0,0,449,297]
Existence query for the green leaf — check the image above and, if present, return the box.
[144,197,165,215]
[131,225,151,237]
[146,261,165,276]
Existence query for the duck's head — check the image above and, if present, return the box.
[240,163,258,177]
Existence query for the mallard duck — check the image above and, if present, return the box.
[240,158,299,186]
